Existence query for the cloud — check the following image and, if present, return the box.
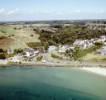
[0,8,5,14]
[74,10,81,13]
[7,8,19,16]
[0,8,20,17]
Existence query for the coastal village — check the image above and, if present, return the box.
[0,22,106,65]
[1,1,106,100]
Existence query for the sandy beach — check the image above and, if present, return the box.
[0,59,106,77]
[80,67,106,76]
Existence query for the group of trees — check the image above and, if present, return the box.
[0,49,6,59]
[0,48,24,59]
[27,42,42,49]
[39,25,106,48]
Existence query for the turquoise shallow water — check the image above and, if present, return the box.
[0,66,106,100]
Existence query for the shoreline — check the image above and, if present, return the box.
[0,62,106,77]
[0,61,106,67]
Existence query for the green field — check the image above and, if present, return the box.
[0,25,40,49]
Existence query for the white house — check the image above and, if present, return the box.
[95,36,106,43]
[8,55,23,63]
[48,46,57,53]
[0,59,8,64]
[100,36,106,42]
[7,49,14,55]
[23,48,39,58]
[73,39,93,49]
[97,46,106,56]
[58,45,74,53]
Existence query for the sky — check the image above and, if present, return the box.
[0,0,106,21]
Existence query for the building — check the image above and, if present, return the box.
[97,46,106,56]
[58,45,74,53]
[8,55,22,63]
[48,46,57,53]
[23,48,39,58]
[73,40,93,49]
[7,49,14,55]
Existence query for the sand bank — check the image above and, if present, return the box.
[80,67,106,76]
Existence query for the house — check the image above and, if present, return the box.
[7,49,14,55]
[94,36,106,43]
[23,48,39,58]
[97,46,106,56]
[8,55,22,63]
[73,39,93,49]
[0,59,8,64]
[58,45,69,53]
[58,45,74,53]
[100,36,106,42]
[67,46,75,51]
[104,42,106,46]
[48,46,57,53]
[73,40,84,48]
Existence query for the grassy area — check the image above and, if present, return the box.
[72,44,103,60]
[0,26,16,37]
[0,25,40,49]
[51,53,63,60]
[81,53,106,62]
[27,42,42,49]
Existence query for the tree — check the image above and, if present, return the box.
[14,49,23,54]
[0,53,6,59]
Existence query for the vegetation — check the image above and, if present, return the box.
[51,53,63,60]
[0,53,6,59]
[27,42,42,49]
[65,42,103,61]
[101,58,106,61]
[0,30,6,33]
[39,25,106,46]
[36,56,43,61]
[72,44,103,60]
[0,36,7,39]
[14,48,23,54]
[0,24,106,62]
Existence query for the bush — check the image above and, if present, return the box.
[27,42,42,49]
[30,34,34,37]
[36,56,43,61]
[51,54,63,60]
[0,30,6,33]
[94,42,103,47]
[0,53,6,59]
[14,49,23,54]
[0,48,4,53]
[0,36,7,39]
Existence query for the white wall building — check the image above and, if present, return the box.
[7,49,14,55]
[73,40,93,49]
[97,46,106,56]
[8,55,23,63]
[24,48,39,58]
[48,46,57,53]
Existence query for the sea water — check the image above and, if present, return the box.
[0,66,106,100]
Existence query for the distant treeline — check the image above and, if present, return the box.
[0,19,106,25]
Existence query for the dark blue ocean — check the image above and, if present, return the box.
[0,66,106,100]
